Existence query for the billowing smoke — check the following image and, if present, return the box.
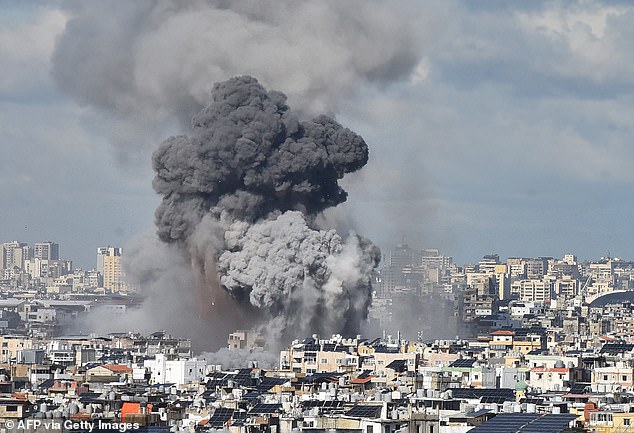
[153,76,379,346]
[152,76,370,240]
[52,0,428,155]
[51,1,429,350]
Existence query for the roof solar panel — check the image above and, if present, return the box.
[567,382,590,394]
[357,370,373,379]
[600,343,634,354]
[303,344,320,352]
[209,408,234,427]
[451,388,514,401]
[468,413,577,433]
[450,388,479,399]
[520,398,544,405]
[301,400,345,408]
[468,413,539,433]
[345,405,383,418]
[255,377,286,391]
[449,358,477,368]
[518,414,578,433]
[480,396,508,404]
[248,403,282,415]
[386,359,407,371]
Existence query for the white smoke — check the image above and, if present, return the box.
[217,211,378,340]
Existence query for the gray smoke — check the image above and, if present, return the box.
[52,0,427,154]
[218,211,378,338]
[50,1,427,350]
[153,76,379,344]
[201,348,279,371]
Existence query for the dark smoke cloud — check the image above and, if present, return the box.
[152,76,368,241]
[153,76,379,345]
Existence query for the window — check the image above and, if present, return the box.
[604,375,608,381]
[624,375,628,382]
[321,359,328,364]
[6,406,17,412]
[625,418,631,426]
[367,426,373,433]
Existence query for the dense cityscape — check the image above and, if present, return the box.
[0,239,633,432]
[5,3,634,433]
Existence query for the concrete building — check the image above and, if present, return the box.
[97,246,126,292]
[227,330,265,350]
[0,241,30,271]
[511,279,552,302]
[144,354,207,386]
[554,276,578,299]
[33,242,59,261]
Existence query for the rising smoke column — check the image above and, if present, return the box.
[153,76,380,342]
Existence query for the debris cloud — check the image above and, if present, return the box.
[149,76,379,347]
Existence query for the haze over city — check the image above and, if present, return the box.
[2,1,634,270]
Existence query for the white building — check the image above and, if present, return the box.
[143,354,207,386]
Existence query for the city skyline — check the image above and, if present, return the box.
[0,236,627,273]
[2,1,634,269]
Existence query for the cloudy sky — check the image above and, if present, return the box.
[2,0,634,268]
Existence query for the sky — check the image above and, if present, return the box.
[2,0,634,269]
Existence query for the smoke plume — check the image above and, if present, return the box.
[152,76,379,346]
[52,0,427,155]
[51,1,428,349]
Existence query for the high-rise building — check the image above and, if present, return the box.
[479,254,500,274]
[420,249,453,270]
[511,279,552,302]
[0,241,30,271]
[387,243,416,269]
[97,246,125,292]
[34,241,59,261]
